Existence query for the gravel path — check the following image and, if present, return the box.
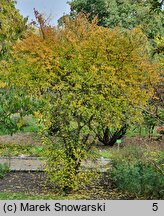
[0,156,111,171]
[0,157,45,171]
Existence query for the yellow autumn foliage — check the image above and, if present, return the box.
[4,13,161,191]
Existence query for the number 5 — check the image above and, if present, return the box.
[152,203,158,211]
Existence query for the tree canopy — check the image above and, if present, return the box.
[7,13,160,138]
[0,0,29,134]
[67,0,164,137]
[0,0,27,59]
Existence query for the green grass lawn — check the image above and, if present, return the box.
[0,144,46,157]
[98,150,112,159]
[0,192,84,200]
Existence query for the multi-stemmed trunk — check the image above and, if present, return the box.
[98,124,127,146]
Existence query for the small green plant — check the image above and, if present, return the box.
[0,163,10,178]
[111,161,164,199]
[20,115,44,133]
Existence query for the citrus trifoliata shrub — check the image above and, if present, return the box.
[43,137,99,193]
[7,13,160,192]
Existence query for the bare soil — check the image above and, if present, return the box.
[0,132,42,146]
[0,171,48,194]
[96,135,163,150]
[121,136,164,150]
[0,171,128,199]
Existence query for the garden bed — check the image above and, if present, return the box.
[0,171,47,194]
[0,171,128,200]
[0,134,163,200]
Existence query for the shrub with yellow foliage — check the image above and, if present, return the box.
[6,13,160,192]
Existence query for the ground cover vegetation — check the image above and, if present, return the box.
[0,144,45,157]
[110,145,164,199]
[0,163,9,178]
[0,192,86,200]
[0,0,163,199]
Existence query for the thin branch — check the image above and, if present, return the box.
[134,106,164,124]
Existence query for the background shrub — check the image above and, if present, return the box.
[110,146,164,199]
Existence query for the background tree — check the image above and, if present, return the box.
[144,35,164,135]
[0,0,27,59]
[68,0,164,40]
[0,0,32,134]
[0,86,40,135]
